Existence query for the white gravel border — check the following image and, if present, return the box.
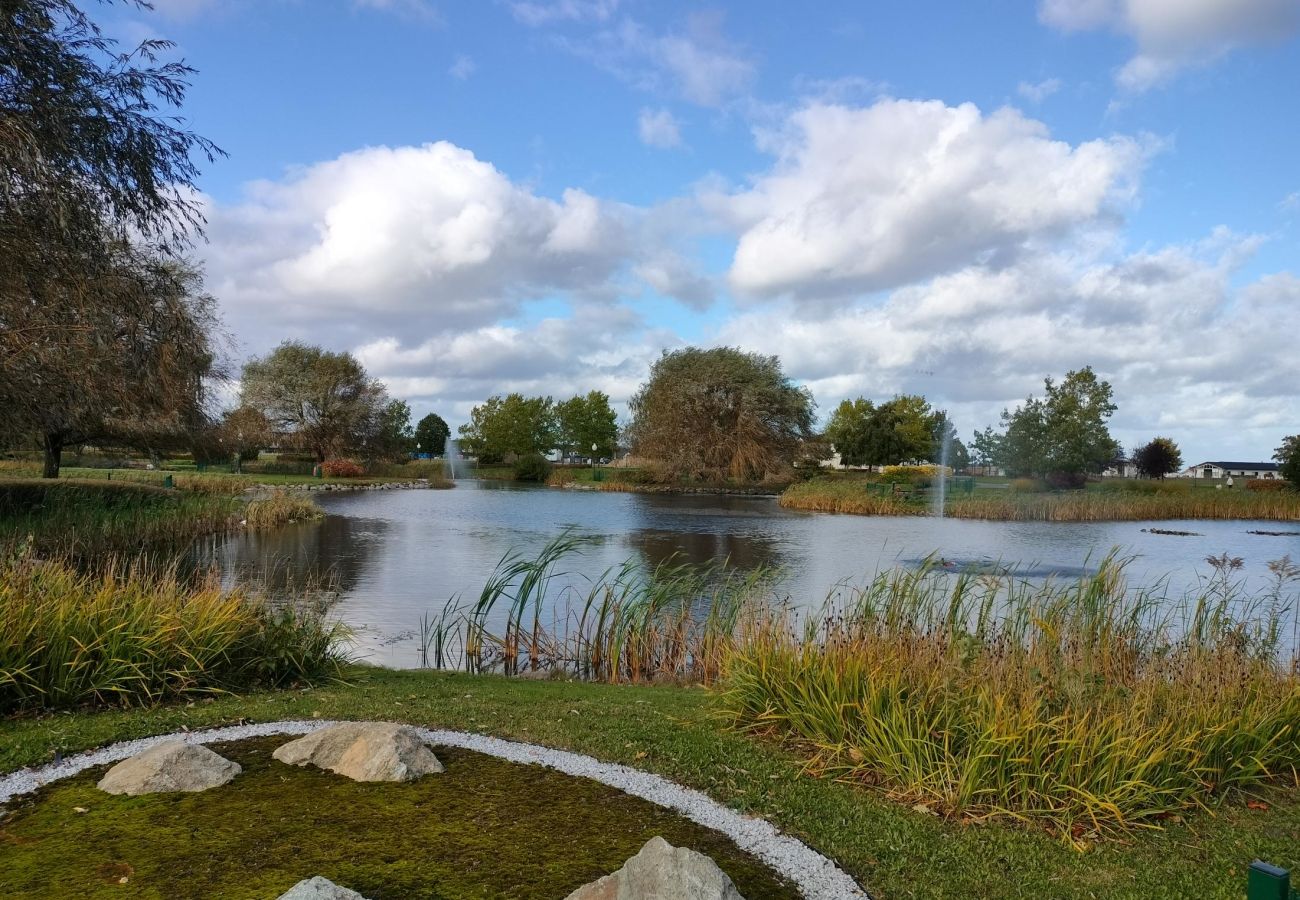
[0,720,868,900]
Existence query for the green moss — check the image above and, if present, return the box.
[0,737,799,899]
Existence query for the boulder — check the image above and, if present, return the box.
[565,836,746,900]
[272,722,444,782]
[277,876,369,899]
[97,741,240,796]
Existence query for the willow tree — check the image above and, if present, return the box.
[629,347,814,482]
[2,0,223,473]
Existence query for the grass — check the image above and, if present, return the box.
[720,554,1300,841]
[0,551,348,712]
[781,476,1300,521]
[0,736,797,899]
[0,479,323,554]
[2,668,1297,898]
[0,459,448,489]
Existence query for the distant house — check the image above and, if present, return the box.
[1179,461,1281,480]
[1102,457,1138,478]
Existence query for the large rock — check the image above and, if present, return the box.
[97,741,240,796]
[565,836,746,900]
[277,876,369,899]
[272,722,444,782]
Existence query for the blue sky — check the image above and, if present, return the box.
[115,0,1300,463]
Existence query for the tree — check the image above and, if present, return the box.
[370,399,414,462]
[1134,437,1182,479]
[970,425,1004,470]
[414,412,450,456]
[825,394,948,467]
[458,394,556,463]
[2,1,223,477]
[931,412,970,471]
[1276,436,1300,490]
[240,342,388,462]
[997,367,1120,478]
[628,347,814,481]
[555,391,618,460]
[5,249,221,477]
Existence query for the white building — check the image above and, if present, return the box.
[1179,461,1281,480]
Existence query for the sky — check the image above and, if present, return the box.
[110,0,1300,464]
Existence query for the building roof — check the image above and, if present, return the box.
[1192,461,1280,470]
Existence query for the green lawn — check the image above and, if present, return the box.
[3,668,1294,899]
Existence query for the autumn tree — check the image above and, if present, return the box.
[1134,437,1183,479]
[240,342,388,462]
[629,347,814,481]
[555,391,618,459]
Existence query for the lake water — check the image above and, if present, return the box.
[197,481,1300,667]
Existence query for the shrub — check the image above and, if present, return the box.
[546,468,577,486]
[881,465,944,484]
[320,459,365,478]
[1045,471,1088,490]
[1009,477,1046,493]
[512,453,553,482]
[1247,478,1292,493]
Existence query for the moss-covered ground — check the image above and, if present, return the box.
[0,737,797,899]
[2,667,1298,899]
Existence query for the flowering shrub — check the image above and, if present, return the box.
[320,459,364,478]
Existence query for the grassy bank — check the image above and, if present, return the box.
[0,552,347,712]
[781,476,1300,520]
[0,479,321,553]
[2,668,1297,898]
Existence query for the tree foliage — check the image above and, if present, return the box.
[827,394,962,468]
[1276,435,1300,490]
[996,367,1120,478]
[240,342,388,462]
[555,391,618,459]
[1,249,221,476]
[1134,437,1183,479]
[458,394,556,464]
[628,347,814,481]
[413,412,450,455]
[371,399,414,462]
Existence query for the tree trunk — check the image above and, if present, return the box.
[42,433,63,479]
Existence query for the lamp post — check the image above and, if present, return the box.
[592,442,598,470]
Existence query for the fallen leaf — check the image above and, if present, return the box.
[1247,800,1270,811]
[72,807,89,814]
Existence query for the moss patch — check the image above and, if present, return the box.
[0,736,799,899]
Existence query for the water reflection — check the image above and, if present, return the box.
[195,480,1300,667]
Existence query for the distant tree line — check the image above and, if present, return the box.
[457,390,618,466]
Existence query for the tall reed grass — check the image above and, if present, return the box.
[0,550,348,711]
[721,554,1300,840]
[780,477,1300,521]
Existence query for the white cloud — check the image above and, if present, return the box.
[637,107,683,148]
[714,99,1148,300]
[1017,77,1063,103]
[560,13,756,107]
[449,54,476,80]
[1040,0,1300,90]
[509,0,621,27]
[717,234,1300,462]
[352,0,441,23]
[1282,190,1300,211]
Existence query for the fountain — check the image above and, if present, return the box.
[932,419,952,518]
[443,436,461,481]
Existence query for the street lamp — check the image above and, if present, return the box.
[592,442,598,470]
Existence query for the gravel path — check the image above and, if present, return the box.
[0,719,868,900]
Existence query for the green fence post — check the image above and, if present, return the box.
[163,474,174,489]
[1248,860,1291,900]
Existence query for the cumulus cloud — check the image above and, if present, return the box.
[637,107,683,148]
[717,234,1300,461]
[1040,0,1300,90]
[449,54,476,80]
[559,12,756,107]
[713,99,1148,301]
[1017,77,1063,102]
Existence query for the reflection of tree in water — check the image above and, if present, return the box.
[628,528,784,573]
[190,515,388,596]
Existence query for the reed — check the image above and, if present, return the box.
[780,477,1300,521]
[720,554,1300,840]
[0,550,348,711]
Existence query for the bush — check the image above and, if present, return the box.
[1247,478,1292,493]
[320,459,365,478]
[1045,471,1088,490]
[881,465,944,484]
[512,453,553,482]
[1009,477,1047,493]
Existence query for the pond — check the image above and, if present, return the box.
[196,481,1300,667]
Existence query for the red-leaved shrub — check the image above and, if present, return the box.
[321,459,364,478]
[1246,478,1290,493]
